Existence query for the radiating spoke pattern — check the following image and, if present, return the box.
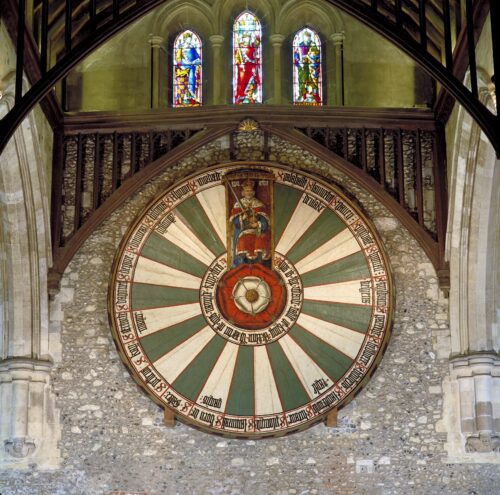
[110,165,392,437]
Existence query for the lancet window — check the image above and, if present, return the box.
[233,11,262,104]
[173,30,202,107]
[293,28,322,106]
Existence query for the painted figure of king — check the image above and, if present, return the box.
[229,180,271,267]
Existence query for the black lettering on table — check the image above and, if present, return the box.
[312,378,329,395]
[341,368,364,389]
[204,272,218,289]
[200,411,215,426]
[129,224,149,250]
[371,314,385,337]
[312,390,340,414]
[277,259,290,272]
[354,223,374,247]
[309,183,335,203]
[190,407,200,419]
[127,342,141,358]
[291,286,302,305]
[116,282,128,305]
[148,202,167,221]
[334,202,354,220]
[201,291,215,313]
[303,193,325,213]
[269,323,286,338]
[286,307,300,320]
[156,213,176,235]
[287,410,308,424]
[255,417,280,430]
[359,280,371,304]
[196,172,221,186]
[165,392,181,408]
[368,251,384,273]
[134,312,147,334]
[375,280,387,306]
[169,183,193,202]
[208,313,221,325]
[118,313,131,334]
[140,367,162,388]
[223,417,246,430]
[282,173,308,188]
[359,341,378,366]
[202,395,223,409]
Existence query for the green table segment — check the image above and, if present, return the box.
[109,164,393,437]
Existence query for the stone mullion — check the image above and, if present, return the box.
[149,35,165,109]
[330,32,344,106]
[270,34,285,104]
[209,35,225,105]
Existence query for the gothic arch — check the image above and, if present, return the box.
[151,0,215,38]
[0,77,59,468]
[277,0,342,36]
[447,69,499,355]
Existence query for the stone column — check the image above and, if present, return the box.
[0,86,61,469]
[269,34,285,104]
[451,354,500,454]
[209,35,225,105]
[149,35,164,109]
[330,32,344,106]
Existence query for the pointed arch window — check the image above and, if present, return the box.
[233,11,262,104]
[173,30,202,107]
[293,28,322,106]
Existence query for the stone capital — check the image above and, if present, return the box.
[209,34,225,48]
[269,34,285,46]
[331,32,345,45]
[450,352,500,378]
[148,35,164,49]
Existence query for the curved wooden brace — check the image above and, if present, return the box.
[0,1,497,156]
[266,125,441,271]
[49,125,233,286]
[50,123,442,292]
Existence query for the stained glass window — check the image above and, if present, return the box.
[173,30,202,107]
[233,12,262,104]
[293,28,322,106]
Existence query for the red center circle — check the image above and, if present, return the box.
[216,264,287,330]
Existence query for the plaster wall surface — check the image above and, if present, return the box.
[65,0,433,112]
[1,132,498,494]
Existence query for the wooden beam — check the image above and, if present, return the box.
[325,408,338,428]
[267,126,441,270]
[434,0,489,124]
[52,126,233,275]
[61,106,438,134]
[2,0,63,128]
[163,408,175,427]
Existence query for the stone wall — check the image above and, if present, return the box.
[1,132,499,494]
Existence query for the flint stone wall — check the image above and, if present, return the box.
[1,132,499,495]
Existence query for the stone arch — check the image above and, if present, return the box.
[443,67,499,459]
[213,0,277,34]
[277,0,342,36]
[152,0,215,39]
[447,69,498,355]
[0,75,60,468]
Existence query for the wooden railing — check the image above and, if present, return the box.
[48,108,447,289]
[0,0,498,156]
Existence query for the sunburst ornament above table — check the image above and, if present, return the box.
[109,163,393,437]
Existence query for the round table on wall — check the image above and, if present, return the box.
[109,163,393,438]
